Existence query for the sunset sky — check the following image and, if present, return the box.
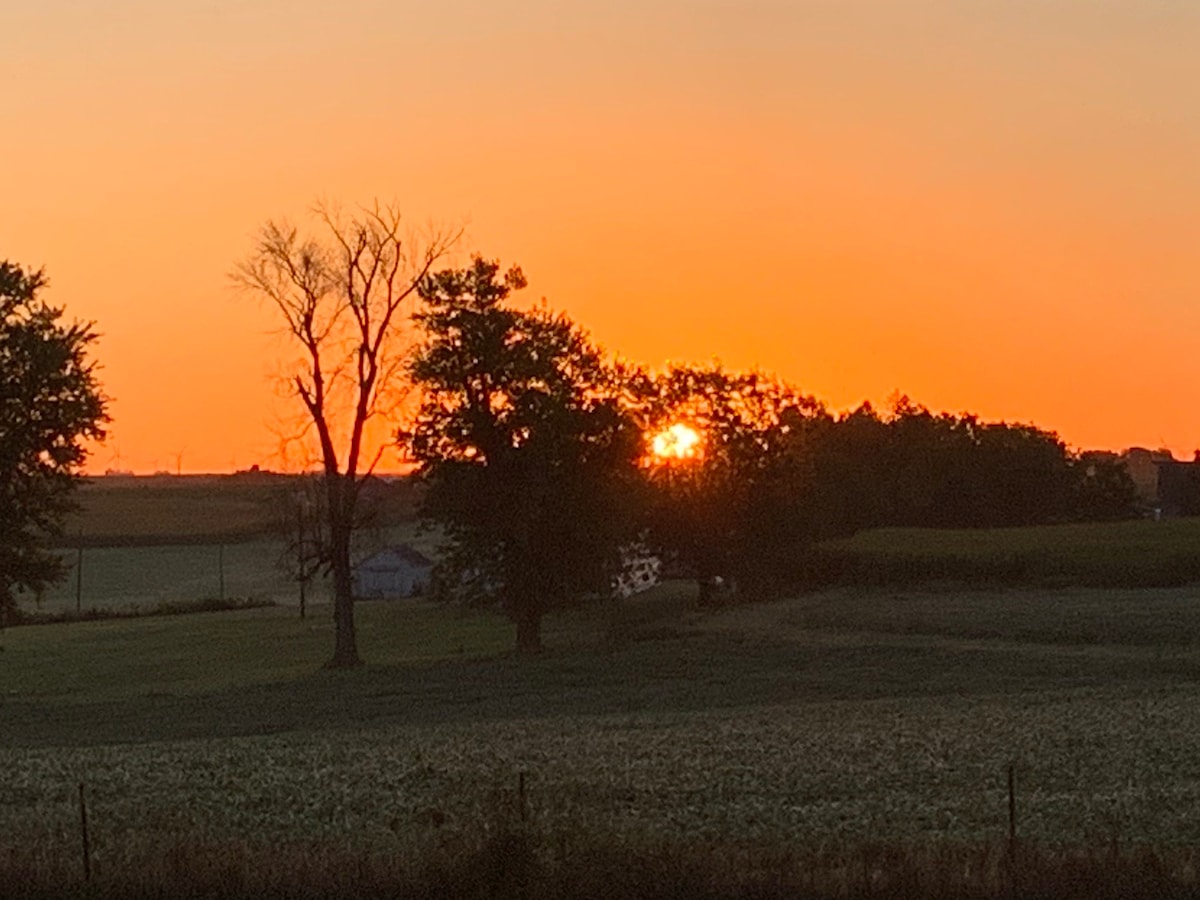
[4,0,1198,473]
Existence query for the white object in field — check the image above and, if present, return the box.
[613,552,661,598]
[353,545,434,599]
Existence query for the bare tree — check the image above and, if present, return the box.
[234,202,457,667]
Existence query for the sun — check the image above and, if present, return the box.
[650,423,702,461]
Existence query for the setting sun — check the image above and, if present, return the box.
[650,423,702,461]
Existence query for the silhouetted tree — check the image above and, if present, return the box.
[0,261,108,622]
[875,400,1076,528]
[234,203,456,667]
[402,258,642,653]
[797,402,894,538]
[640,366,828,602]
[807,396,1118,532]
[1072,452,1139,521]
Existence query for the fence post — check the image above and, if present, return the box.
[1007,763,1017,851]
[518,770,527,823]
[78,782,91,881]
[75,540,84,614]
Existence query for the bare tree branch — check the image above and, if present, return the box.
[232,200,457,668]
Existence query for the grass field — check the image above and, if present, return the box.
[63,473,421,545]
[6,580,1200,898]
[814,516,1200,588]
[21,474,431,616]
[39,483,1200,619]
[31,523,440,615]
[12,486,1200,896]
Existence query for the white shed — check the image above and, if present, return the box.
[352,545,434,599]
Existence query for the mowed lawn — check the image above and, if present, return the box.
[6,582,1200,860]
[0,599,516,703]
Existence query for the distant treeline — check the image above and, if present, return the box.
[637,382,1140,603]
[804,396,1138,535]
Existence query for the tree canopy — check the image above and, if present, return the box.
[0,261,108,619]
[637,365,830,602]
[403,257,643,653]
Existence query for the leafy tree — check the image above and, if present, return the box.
[640,365,828,602]
[234,203,456,667]
[0,262,108,621]
[1072,451,1139,522]
[809,396,1124,531]
[876,399,1077,528]
[403,257,642,653]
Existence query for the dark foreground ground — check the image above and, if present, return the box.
[5,582,1200,898]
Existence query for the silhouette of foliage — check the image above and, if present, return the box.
[1071,452,1139,522]
[403,257,643,653]
[805,397,1139,536]
[641,384,1138,602]
[639,366,829,602]
[0,261,108,619]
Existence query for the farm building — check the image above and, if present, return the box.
[1123,447,1200,517]
[352,545,434,599]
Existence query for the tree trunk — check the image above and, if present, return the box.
[326,521,362,669]
[515,608,542,655]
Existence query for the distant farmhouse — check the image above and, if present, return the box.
[1123,447,1200,518]
[352,545,434,599]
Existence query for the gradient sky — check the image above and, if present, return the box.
[4,0,1198,472]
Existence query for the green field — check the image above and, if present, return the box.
[32,524,440,615]
[37,480,1200,619]
[815,516,1200,588]
[6,581,1200,897]
[64,474,420,544]
[20,475,430,616]
[11,484,1200,896]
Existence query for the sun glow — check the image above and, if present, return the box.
[650,423,702,461]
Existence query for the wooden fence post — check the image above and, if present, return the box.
[78,782,91,881]
[518,771,527,823]
[1007,763,1017,851]
[75,541,84,614]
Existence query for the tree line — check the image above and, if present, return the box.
[397,260,1136,651]
[1,203,1140,663]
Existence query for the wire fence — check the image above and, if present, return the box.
[34,539,322,614]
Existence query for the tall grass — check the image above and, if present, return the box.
[6,827,1200,900]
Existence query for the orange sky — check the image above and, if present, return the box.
[4,1,1199,473]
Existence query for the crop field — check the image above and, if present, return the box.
[10,496,1200,896]
[65,475,299,543]
[5,583,1200,888]
[815,517,1200,588]
[62,473,421,543]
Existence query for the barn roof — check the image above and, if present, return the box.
[355,544,434,572]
